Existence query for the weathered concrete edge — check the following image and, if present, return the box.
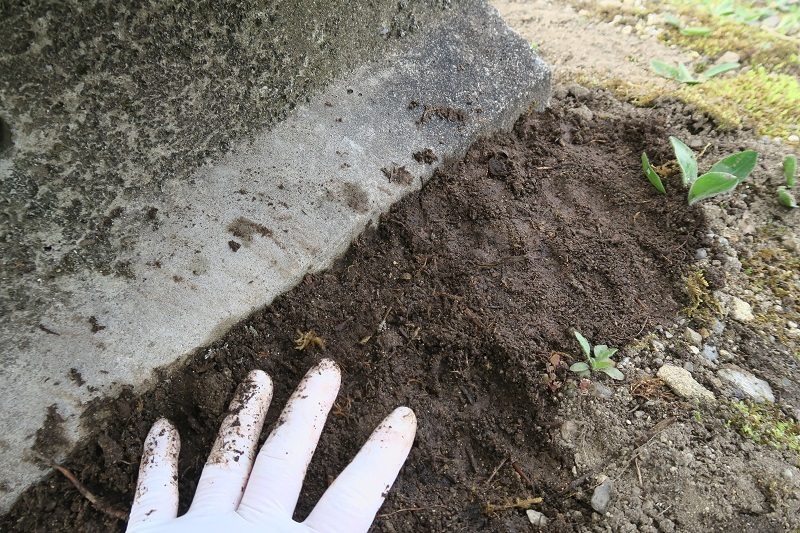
[0,0,549,512]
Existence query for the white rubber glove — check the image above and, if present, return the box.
[126,358,417,533]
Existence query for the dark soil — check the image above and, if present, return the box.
[0,102,709,532]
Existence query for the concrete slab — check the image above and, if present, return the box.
[0,0,549,510]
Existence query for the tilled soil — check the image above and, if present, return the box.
[1,99,711,531]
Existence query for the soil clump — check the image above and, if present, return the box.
[1,96,711,531]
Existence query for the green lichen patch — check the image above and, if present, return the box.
[675,67,800,137]
[727,400,800,454]
[660,19,800,76]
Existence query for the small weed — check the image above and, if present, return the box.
[543,351,568,392]
[651,59,739,84]
[643,136,757,204]
[664,12,713,35]
[569,331,624,380]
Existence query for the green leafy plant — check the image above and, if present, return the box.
[650,59,739,84]
[778,154,798,207]
[642,136,757,205]
[568,331,624,380]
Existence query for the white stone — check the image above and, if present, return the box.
[527,509,549,526]
[717,365,775,403]
[658,365,715,404]
[730,296,754,322]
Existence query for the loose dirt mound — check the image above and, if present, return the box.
[1,101,708,531]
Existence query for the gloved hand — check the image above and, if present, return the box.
[126,358,416,533]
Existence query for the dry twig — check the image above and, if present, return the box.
[35,453,128,521]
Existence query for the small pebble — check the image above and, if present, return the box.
[702,345,719,362]
[684,327,703,347]
[527,509,549,527]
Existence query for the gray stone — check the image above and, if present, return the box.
[684,327,703,347]
[651,339,666,352]
[591,478,613,514]
[0,0,551,511]
[717,365,775,403]
[657,365,716,404]
[695,248,708,259]
[715,51,741,65]
[762,15,780,28]
[592,382,614,398]
[723,256,742,274]
[567,83,592,100]
[701,345,719,362]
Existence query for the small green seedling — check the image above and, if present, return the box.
[642,136,758,205]
[778,154,798,207]
[642,152,666,194]
[650,60,739,85]
[569,331,624,380]
[663,12,713,36]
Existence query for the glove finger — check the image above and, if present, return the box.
[127,418,181,529]
[302,407,417,533]
[186,369,273,517]
[238,358,341,519]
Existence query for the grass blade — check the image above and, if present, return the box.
[676,62,699,84]
[680,27,713,35]
[669,136,698,186]
[708,150,758,180]
[642,152,667,194]
[778,186,798,207]
[785,155,797,187]
[663,13,681,27]
[687,171,741,205]
[702,62,739,79]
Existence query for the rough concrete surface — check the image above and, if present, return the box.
[0,0,550,512]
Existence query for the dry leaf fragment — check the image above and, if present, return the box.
[294,329,325,351]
